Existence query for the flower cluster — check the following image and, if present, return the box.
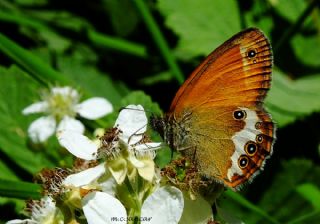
[54,104,210,224]
[9,86,215,223]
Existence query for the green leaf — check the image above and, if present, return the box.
[270,0,308,23]
[121,91,162,116]
[0,179,41,199]
[139,71,174,85]
[14,0,47,6]
[291,34,320,67]
[0,10,71,54]
[266,68,320,127]
[254,159,320,223]
[103,0,140,37]
[157,0,241,59]
[0,32,69,85]
[0,66,55,174]
[0,197,26,220]
[296,183,320,210]
[26,10,92,31]
[154,146,171,169]
[0,160,19,181]
[271,0,307,23]
[224,190,280,224]
[57,53,126,106]
[244,1,273,36]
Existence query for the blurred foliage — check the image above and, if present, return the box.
[0,0,319,223]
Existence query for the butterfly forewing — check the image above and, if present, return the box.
[166,28,275,189]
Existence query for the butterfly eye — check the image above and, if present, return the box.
[233,110,246,120]
[247,49,257,58]
[245,141,258,156]
[238,155,249,169]
[256,134,263,143]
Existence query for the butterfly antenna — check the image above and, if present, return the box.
[119,106,154,114]
[119,107,155,119]
[127,124,147,144]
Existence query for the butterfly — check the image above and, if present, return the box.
[151,28,276,190]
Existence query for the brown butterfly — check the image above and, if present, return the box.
[151,28,276,190]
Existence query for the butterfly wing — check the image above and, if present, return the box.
[168,28,275,189]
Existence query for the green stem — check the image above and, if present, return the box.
[124,177,142,224]
[0,10,148,58]
[225,190,280,224]
[274,0,319,54]
[0,179,41,199]
[287,210,320,224]
[0,33,69,85]
[87,30,147,58]
[133,0,184,84]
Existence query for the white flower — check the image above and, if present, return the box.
[81,186,184,224]
[61,160,185,223]
[6,197,63,224]
[63,163,117,197]
[57,104,161,183]
[23,86,113,143]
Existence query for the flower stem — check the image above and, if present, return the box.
[133,0,184,84]
[124,177,142,224]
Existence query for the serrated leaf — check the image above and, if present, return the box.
[266,69,320,127]
[0,66,55,174]
[157,0,241,59]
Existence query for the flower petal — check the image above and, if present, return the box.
[115,105,147,145]
[141,186,184,224]
[98,172,117,196]
[6,219,34,224]
[137,158,155,182]
[28,116,56,143]
[22,101,49,115]
[107,157,127,185]
[82,191,127,224]
[128,153,145,168]
[76,97,113,120]
[179,196,213,224]
[51,86,79,99]
[57,116,85,133]
[57,130,98,160]
[63,163,106,187]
